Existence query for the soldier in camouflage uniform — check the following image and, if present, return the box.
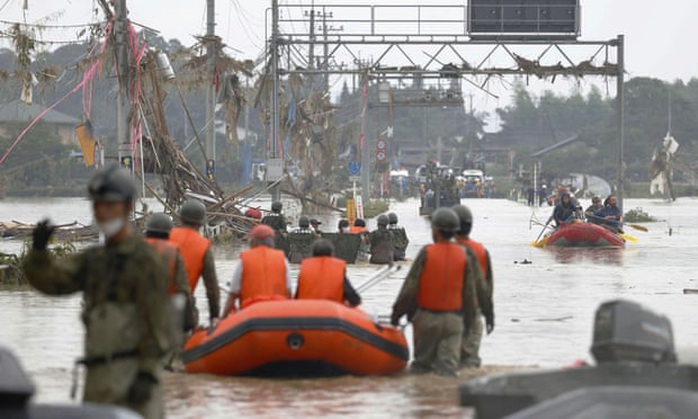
[452,205,494,368]
[288,216,319,263]
[387,212,409,261]
[22,166,172,418]
[368,215,395,265]
[261,201,288,232]
[391,208,493,377]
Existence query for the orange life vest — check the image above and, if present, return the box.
[240,246,288,305]
[349,226,368,234]
[457,237,489,278]
[144,237,179,295]
[169,227,210,292]
[296,256,346,303]
[417,242,466,312]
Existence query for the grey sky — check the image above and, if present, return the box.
[1,0,695,128]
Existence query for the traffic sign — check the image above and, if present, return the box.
[348,161,361,176]
[265,158,284,181]
[349,175,361,182]
[376,138,387,150]
[376,150,387,162]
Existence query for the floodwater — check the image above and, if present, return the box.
[2,196,698,418]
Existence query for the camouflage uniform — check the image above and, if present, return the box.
[388,224,409,261]
[23,234,171,418]
[261,213,287,232]
[368,228,395,265]
[287,229,319,264]
[392,246,492,376]
[460,249,493,367]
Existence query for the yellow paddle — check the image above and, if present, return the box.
[626,223,649,232]
[620,233,638,243]
[531,235,550,248]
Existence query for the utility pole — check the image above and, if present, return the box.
[308,1,316,81]
[114,0,131,171]
[205,0,216,180]
[616,34,625,212]
[322,7,329,91]
[270,0,281,201]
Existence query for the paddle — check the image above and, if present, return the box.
[620,233,639,243]
[355,265,402,293]
[531,217,553,247]
[587,214,649,232]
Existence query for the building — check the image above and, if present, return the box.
[0,100,80,145]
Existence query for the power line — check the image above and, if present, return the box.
[0,19,103,29]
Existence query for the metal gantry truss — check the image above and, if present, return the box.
[269,2,626,207]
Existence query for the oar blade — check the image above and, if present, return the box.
[621,233,639,243]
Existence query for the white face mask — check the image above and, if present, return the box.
[98,218,125,239]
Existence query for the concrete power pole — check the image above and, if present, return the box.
[322,7,329,91]
[205,0,216,180]
[114,0,131,170]
[269,0,281,201]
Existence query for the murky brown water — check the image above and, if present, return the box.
[1,196,697,417]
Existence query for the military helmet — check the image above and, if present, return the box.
[431,207,460,233]
[299,215,310,228]
[87,165,135,203]
[146,213,173,235]
[377,214,389,226]
[179,199,207,225]
[388,212,398,225]
[271,201,283,213]
[452,204,473,236]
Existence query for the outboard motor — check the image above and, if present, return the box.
[591,299,677,364]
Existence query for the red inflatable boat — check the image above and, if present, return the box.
[543,222,625,248]
[182,299,408,376]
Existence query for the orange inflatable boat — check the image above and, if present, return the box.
[182,299,408,376]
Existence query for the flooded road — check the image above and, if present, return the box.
[1,196,697,417]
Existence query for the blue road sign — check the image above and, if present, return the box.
[348,161,361,176]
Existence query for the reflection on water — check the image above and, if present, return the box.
[550,248,625,266]
[1,197,698,417]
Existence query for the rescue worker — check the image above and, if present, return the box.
[291,216,313,234]
[390,207,494,377]
[222,225,291,315]
[368,214,395,265]
[338,219,350,233]
[387,212,409,261]
[585,196,604,223]
[295,239,361,307]
[261,201,287,232]
[452,205,494,368]
[144,213,194,332]
[310,218,323,234]
[594,194,623,233]
[349,219,368,234]
[288,216,319,263]
[552,192,580,227]
[23,166,171,418]
[169,200,220,328]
